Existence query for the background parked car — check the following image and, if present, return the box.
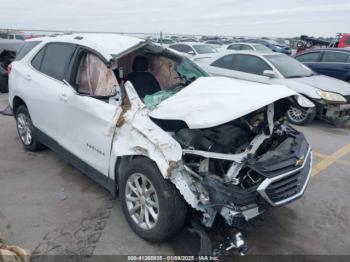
[226,43,272,52]
[168,42,218,61]
[0,32,25,41]
[245,38,292,55]
[204,40,223,50]
[199,51,350,126]
[0,39,24,93]
[294,48,350,83]
[329,33,350,48]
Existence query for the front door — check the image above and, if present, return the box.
[58,49,121,176]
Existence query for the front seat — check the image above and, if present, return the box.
[127,56,161,98]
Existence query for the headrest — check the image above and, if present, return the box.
[132,56,149,72]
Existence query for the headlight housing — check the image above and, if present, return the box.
[316,90,346,103]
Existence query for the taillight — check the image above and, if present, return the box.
[7,63,12,75]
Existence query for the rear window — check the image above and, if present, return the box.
[0,33,8,39]
[15,41,41,61]
[211,54,234,69]
[31,47,46,70]
[40,43,76,81]
[321,51,348,63]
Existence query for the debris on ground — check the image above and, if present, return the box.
[55,189,67,201]
[0,233,30,262]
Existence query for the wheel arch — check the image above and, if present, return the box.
[12,96,27,115]
[114,155,155,189]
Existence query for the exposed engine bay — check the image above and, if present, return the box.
[164,99,312,230]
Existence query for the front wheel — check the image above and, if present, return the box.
[287,106,316,125]
[119,157,187,242]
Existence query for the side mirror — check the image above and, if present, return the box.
[263,70,277,78]
[187,50,195,55]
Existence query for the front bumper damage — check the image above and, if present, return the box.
[169,114,312,256]
[193,132,312,226]
[316,98,350,125]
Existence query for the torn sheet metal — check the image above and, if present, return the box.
[110,82,183,178]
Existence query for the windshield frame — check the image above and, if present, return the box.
[264,54,315,78]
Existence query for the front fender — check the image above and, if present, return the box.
[108,81,183,181]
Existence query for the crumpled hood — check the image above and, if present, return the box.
[149,77,297,129]
[290,75,350,95]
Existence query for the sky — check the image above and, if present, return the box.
[1,0,349,37]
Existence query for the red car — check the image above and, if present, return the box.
[337,34,350,48]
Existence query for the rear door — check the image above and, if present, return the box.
[58,47,121,176]
[229,54,273,84]
[22,43,76,139]
[208,54,237,77]
[317,51,349,79]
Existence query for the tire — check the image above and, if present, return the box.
[287,106,316,125]
[15,105,45,151]
[119,157,187,242]
[305,41,313,48]
[0,75,8,93]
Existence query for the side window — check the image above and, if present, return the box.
[170,44,193,53]
[232,54,272,75]
[15,35,24,40]
[227,44,241,50]
[31,47,46,70]
[181,45,194,53]
[9,35,14,40]
[211,55,234,70]
[74,52,119,96]
[169,44,183,52]
[295,52,320,62]
[15,41,41,61]
[321,52,348,63]
[40,43,76,80]
[240,44,253,50]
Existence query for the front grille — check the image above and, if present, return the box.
[265,170,308,203]
[257,148,312,206]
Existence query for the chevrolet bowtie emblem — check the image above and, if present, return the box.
[296,156,305,167]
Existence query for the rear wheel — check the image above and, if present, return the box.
[15,105,44,151]
[287,106,316,125]
[119,157,187,242]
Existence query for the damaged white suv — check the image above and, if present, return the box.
[9,34,312,251]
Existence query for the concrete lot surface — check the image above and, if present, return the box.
[1,93,350,258]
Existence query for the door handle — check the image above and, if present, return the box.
[24,74,31,81]
[60,93,68,102]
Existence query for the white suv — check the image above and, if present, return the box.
[9,34,312,250]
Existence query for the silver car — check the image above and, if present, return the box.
[199,51,350,125]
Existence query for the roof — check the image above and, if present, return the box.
[202,50,279,64]
[296,48,350,53]
[26,33,145,60]
[170,42,209,46]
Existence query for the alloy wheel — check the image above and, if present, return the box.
[125,173,159,230]
[17,113,33,146]
[287,107,308,123]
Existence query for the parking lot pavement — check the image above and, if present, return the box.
[1,92,350,256]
